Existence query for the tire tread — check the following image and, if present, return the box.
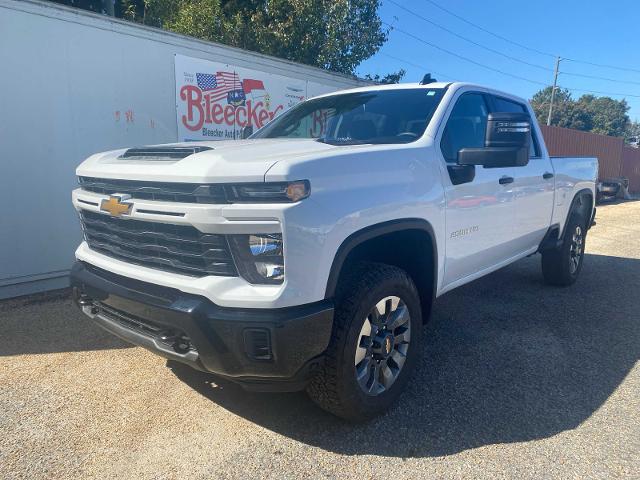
[306,262,420,421]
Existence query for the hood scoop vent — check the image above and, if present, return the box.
[118,146,213,161]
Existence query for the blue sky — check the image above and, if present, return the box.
[357,0,640,122]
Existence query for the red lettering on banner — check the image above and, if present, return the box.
[268,105,283,120]
[224,105,236,125]
[248,101,263,127]
[180,85,204,131]
[258,110,269,125]
[236,107,247,127]
[180,86,285,131]
[205,94,212,123]
[212,103,224,124]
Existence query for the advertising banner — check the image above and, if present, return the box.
[175,54,311,141]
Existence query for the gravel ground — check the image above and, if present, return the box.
[1,201,639,479]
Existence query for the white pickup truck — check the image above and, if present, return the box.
[71,81,597,421]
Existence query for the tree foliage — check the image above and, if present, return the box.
[530,86,630,138]
[625,120,640,141]
[364,69,406,84]
[118,0,387,75]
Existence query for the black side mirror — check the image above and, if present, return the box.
[458,112,530,168]
[241,125,254,139]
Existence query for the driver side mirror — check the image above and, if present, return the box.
[458,112,530,168]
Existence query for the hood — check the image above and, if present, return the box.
[76,139,340,183]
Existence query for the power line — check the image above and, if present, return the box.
[384,22,550,87]
[421,0,556,58]
[560,70,640,86]
[389,0,640,86]
[563,58,640,75]
[559,86,640,99]
[421,0,640,75]
[386,0,553,72]
[376,49,640,101]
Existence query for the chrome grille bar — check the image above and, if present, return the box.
[79,210,237,277]
[78,177,227,204]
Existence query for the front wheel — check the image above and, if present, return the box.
[541,213,587,286]
[306,262,422,421]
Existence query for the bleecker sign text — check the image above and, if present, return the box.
[180,85,283,131]
[174,55,309,141]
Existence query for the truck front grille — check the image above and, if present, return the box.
[79,210,237,277]
[78,176,227,204]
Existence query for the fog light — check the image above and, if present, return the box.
[228,233,285,284]
[255,261,285,281]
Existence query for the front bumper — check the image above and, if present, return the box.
[70,262,334,391]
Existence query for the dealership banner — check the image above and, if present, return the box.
[175,54,315,141]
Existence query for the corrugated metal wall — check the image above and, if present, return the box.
[539,125,625,179]
[621,147,640,193]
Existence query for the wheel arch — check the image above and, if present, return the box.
[324,219,438,321]
[562,188,594,238]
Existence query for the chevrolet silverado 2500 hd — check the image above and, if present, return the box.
[70,82,597,421]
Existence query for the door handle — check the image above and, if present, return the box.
[499,176,514,185]
[543,172,554,180]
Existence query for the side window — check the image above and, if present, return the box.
[440,93,489,163]
[491,96,540,158]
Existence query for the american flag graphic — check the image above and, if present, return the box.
[196,71,241,102]
[196,73,217,91]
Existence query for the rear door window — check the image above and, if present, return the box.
[491,96,540,157]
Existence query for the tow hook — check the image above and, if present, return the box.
[73,288,98,315]
[159,332,193,354]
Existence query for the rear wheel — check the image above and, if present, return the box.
[306,262,422,421]
[541,212,587,286]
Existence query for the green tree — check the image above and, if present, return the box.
[121,0,387,75]
[624,120,640,142]
[530,87,591,131]
[576,95,630,138]
[364,69,406,84]
[530,87,630,137]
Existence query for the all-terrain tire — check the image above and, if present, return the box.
[306,262,422,422]
[541,212,588,286]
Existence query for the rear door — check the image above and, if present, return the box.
[488,95,555,251]
[438,91,520,287]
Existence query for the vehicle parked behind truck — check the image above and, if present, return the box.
[70,81,597,421]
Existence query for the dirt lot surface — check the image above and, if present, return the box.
[1,201,639,479]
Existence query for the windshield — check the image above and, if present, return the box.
[252,88,445,145]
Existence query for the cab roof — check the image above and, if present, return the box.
[313,82,452,98]
[312,81,530,107]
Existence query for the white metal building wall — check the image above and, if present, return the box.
[0,0,368,299]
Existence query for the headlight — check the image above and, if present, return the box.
[225,180,310,203]
[228,234,285,284]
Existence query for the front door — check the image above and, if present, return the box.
[438,92,520,287]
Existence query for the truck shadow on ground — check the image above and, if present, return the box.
[0,290,131,356]
[170,252,640,457]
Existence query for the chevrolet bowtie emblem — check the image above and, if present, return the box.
[385,336,392,355]
[100,194,133,217]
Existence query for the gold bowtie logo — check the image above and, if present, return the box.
[100,195,133,217]
[385,336,392,355]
